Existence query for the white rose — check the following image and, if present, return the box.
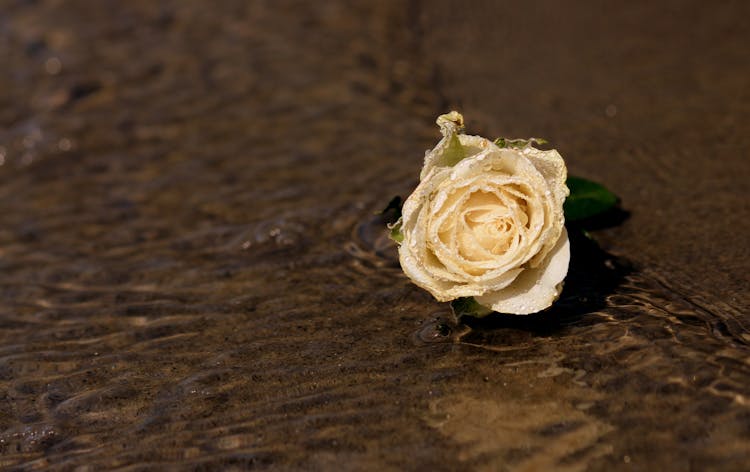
[397,112,570,315]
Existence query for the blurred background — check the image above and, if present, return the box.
[1,1,749,470]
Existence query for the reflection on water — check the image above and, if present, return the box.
[352,211,750,471]
[0,0,749,470]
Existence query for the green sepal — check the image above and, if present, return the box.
[434,111,469,168]
[450,297,493,318]
[442,133,467,167]
[494,137,548,148]
[564,176,618,222]
[388,219,404,243]
[379,195,405,243]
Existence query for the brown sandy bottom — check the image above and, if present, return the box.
[0,1,749,470]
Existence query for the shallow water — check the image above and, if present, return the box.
[1,1,749,470]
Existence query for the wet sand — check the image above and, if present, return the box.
[0,1,749,470]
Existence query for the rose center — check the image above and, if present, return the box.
[451,190,529,259]
[469,210,514,254]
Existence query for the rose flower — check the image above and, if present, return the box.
[396,112,570,315]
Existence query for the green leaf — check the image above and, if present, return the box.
[450,297,492,318]
[564,176,618,221]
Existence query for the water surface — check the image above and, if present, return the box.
[0,1,749,470]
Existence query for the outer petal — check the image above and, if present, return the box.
[421,134,493,180]
[519,147,568,268]
[522,147,569,207]
[474,227,570,315]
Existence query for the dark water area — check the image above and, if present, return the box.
[1,1,749,470]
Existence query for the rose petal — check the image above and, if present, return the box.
[474,227,570,315]
[421,135,492,180]
[521,147,569,207]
